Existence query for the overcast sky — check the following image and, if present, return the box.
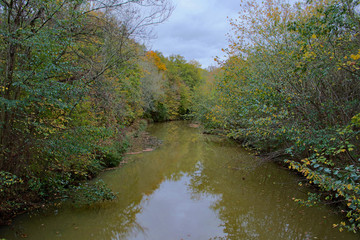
[149,0,241,69]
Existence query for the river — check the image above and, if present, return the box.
[0,121,358,239]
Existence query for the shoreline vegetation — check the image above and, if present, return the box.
[0,119,160,225]
[1,0,360,235]
[0,0,205,225]
[191,0,360,233]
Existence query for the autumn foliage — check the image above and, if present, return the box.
[0,0,205,224]
[194,0,360,232]
[146,51,167,71]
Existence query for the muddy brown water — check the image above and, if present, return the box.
[0,121,358,239]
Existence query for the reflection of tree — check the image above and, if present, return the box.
[94,121,205,239]
[187,139,348,240]
[3,122,351,239]
[96,202,145,239]
[68,123,359,240]
[144,121,204,181]
[0,122,205,240]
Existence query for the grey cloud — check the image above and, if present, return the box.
[149,0,240,68]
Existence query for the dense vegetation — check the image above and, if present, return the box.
[193,0,360,232]
[1,0,359,235]
[0,0,203,224]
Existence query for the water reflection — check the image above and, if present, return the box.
[0,121,358,239]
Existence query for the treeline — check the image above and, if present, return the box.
[0,0,203,223]
[193,0,360,232]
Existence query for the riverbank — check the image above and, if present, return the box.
[124,120,162,156]
[199,123,360,233]
[0,119,160,226]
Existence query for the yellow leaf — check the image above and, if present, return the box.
[350,54,360,60]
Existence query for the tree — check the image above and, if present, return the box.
[195,0,360,232]
[0,0,173,222]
